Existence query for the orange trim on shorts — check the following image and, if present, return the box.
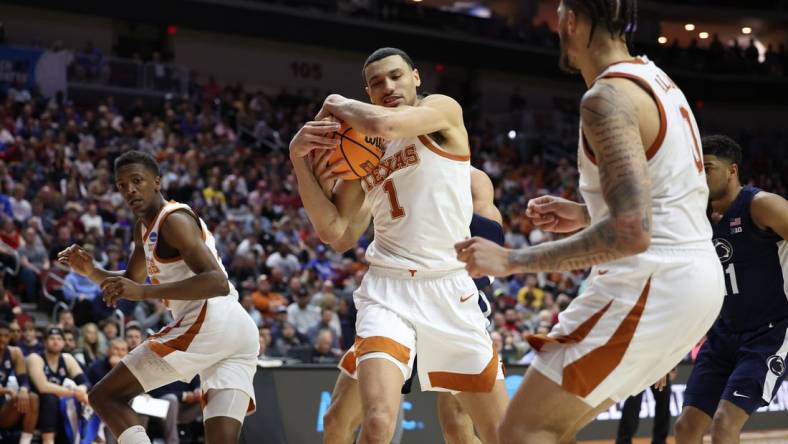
[561,277,652,398]
[418,135,470,162]
[597,73,667,161]
[526,299,614,351]
[149,301,208,357]
[355,336,410,365]
[339,347,358,375]
[428,348,499,393]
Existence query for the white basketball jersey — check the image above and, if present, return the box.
[578,56,712,248]
[361,135,472,271]
[140,201,239,320]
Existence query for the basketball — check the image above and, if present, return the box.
[328,124,384,180]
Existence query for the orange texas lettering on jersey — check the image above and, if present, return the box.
[361,144,419,189]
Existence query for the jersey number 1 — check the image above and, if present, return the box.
[383,179,405,219]
[724,263,740,296]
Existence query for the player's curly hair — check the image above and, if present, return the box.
[702,135,743,165]
[114,150,160,177]
[564,0,638,47]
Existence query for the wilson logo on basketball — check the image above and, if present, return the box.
[363,145,420,189]
[364,136,386,151]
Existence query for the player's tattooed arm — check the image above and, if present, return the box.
[507,80,652,272]
[751,191,788,240]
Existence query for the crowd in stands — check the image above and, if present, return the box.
[260,0,788,78]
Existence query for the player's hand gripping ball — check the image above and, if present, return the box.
[328,123,384,180]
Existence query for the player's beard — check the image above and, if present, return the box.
[558,27,580,74]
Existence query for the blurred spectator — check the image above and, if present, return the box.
[251,274,287,320]
[0,279,24,324]
[62,328,77,354]
[57,309,76,333]
[258,326,274,360]
[100,317,119,342]
[28,326,89,444]
[86,338,128,385]
[287,291,321,336]
[306,245,335,281]
[17,226,50,303]
[75,322,103,367]
[63,258,102,325]
[307,308,341,348]
[311,279,337,308]
[125,322,144,351]
[8,319,22,345]
[75,40,104,81]
[18,322,43,357]
[266,243,300,278]
[133,299,169,332]
[10,184,31,223]
[79,203,104,237]
[7,79,32,104]
[290,328,342,364]
[273,321,303,357]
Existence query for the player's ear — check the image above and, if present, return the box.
[412,68,422,88]
[566,7,579,36]
[365,85,372,102]
[154,175,161,192]
[729,163,739,178]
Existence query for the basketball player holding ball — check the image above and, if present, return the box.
[290,47,508,444]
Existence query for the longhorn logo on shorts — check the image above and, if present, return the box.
[767,355,785,377]
[713,238,733,264]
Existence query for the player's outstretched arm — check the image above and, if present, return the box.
[57,220,148,285]
[101,212,231,304]
[751,192,788,240]
[456,79,651,276]
[320,94,461,141]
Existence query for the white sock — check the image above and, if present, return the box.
[118,425,152,444]
[19,432,33,444]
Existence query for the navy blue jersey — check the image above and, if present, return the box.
[712,186,788,332]
[470,213,505,290]
[0,347,12,387]
[42,353,67,386]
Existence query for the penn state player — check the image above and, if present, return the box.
[0,321,39,444]
[27,326,89,444]
[675,135,788,444]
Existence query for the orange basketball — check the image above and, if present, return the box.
[328,125,384,180]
